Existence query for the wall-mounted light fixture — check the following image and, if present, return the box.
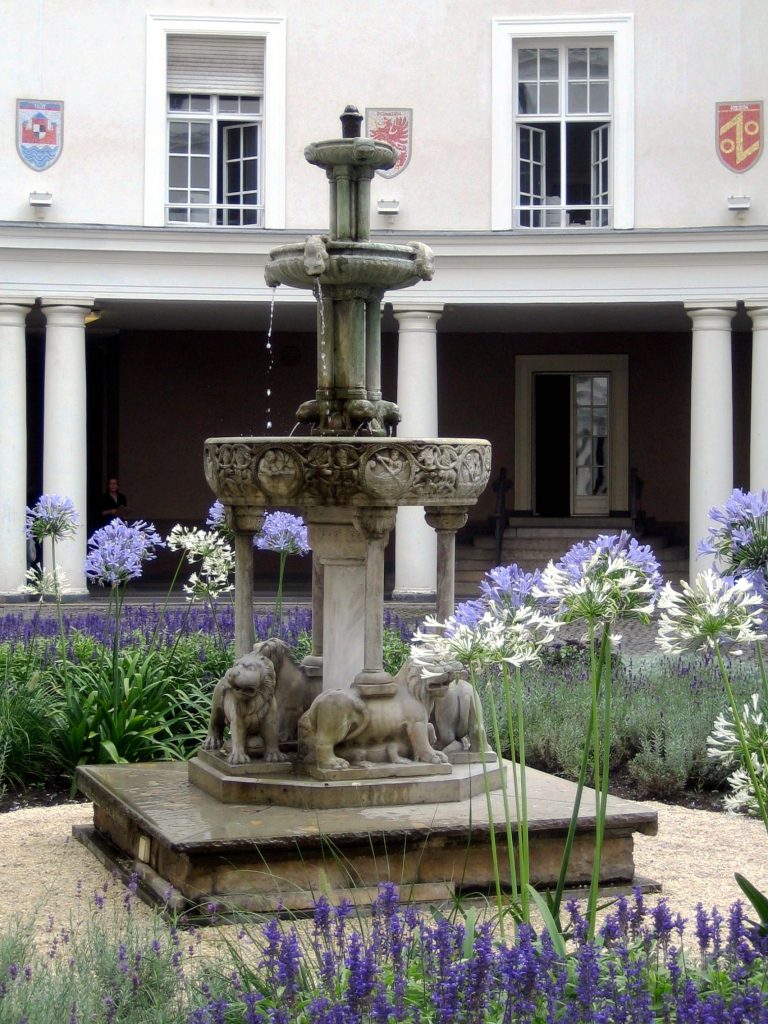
[377,199,400,217]
[727,195,751,211]
[29,192,53,221]
[84,309,102,325]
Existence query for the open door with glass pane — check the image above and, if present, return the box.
[573,373,609,514]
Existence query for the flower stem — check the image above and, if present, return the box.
[470,664,505,938]
[587,624,612,937]
[550,626,610,924]
[486,665,520,929]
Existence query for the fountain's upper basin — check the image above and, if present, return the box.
[264,240,433,292]
[204,436,491,508]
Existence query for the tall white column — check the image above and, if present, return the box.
[748,306,768,491]
[392,306,442,600]
[686,305,735,580]
[0,303,33,598]
[42,302,93,595]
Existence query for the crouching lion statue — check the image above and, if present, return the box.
[297,658,465,771]
[431,671,492,755]
[203,638,310,766]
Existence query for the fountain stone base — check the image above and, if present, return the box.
[75,761,658,915]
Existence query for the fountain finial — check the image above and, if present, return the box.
[340,104,364,139]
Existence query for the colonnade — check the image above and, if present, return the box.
[0,300,92,597]
[687,304,768,579]
[2,300,768,598]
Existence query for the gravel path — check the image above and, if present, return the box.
[1,800,767,938]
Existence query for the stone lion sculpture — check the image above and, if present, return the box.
[431,672,492,755]
[203,638,310,766]
[297,658,464,771]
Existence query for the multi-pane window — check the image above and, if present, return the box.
[515,42,611,228]
[167,94,261,225]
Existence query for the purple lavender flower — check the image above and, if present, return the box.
[255,511,310,555]
[25,494,79,542]
[85,519,163,586]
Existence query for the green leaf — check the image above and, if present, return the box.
[527,885,566,958]
[735,872,768,925]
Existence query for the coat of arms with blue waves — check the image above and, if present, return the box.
[17,99,64,171]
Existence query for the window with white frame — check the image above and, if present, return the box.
[491,16,633,232]
[515,41,611,228]
[166,35,264,226]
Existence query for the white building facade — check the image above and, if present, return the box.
[1,0,767,596]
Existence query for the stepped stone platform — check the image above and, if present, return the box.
[76,761,658,914]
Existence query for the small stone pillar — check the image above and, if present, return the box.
[305,507,369,690]
[685,305,735,579]
[354,506,398,692]
[301,553,325,703]
[424,507,469,622]
[0,302,33,599]
[42,302,94,595]
[229,507,265,659]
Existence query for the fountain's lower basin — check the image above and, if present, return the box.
[204,436,492,508]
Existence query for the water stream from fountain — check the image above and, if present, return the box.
[264,286,277,430]
[314,281,328,378]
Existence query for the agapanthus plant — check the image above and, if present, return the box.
[708,693,768,815]
[205,499,234,541]
[23,494,80,681]
[658,567,768,911]
[536,532,663,935]
[410,569,559,931]
[85,519,163,587]
[24,493,79,544]
[698,487,768,598]
[255,511,311,636]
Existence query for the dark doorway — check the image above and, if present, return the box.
[534,374,570,516]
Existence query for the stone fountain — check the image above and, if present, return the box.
[75,108,657,913]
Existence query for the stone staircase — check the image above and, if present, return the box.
[455,518,689,598]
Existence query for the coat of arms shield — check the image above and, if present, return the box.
[17,99,64,171]
[365,108,412,178]
[717,101,762,173]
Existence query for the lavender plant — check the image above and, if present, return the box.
[4,882,767,1024]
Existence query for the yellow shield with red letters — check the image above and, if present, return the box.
[717,101,762,172]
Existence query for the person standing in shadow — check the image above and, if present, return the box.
[100,476,132,520]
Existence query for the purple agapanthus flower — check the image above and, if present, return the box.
[205,500,234,539]
[698,488,768,598]
[255,511,310,556]
[85,519,163,586]
[537,531,663,627]
[480,564,542,609]
[25,494,79,542]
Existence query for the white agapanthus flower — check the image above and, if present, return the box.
[182,542,235,602]
[707,693,768,817]
[535,551,658,630]
[656,570,766,655]
[167,525,222,561]
[18,564,68,600]
[410,603,559,672]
